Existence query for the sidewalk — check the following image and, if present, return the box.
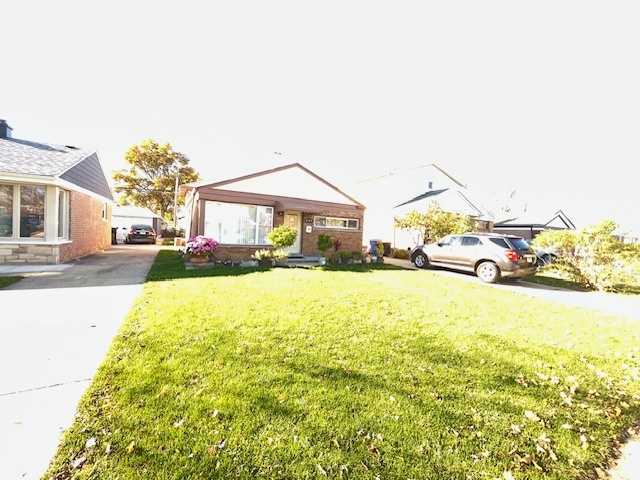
[0,244,160,480]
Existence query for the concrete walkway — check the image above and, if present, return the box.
[0,244,160,480]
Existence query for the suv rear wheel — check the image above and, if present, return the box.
[413,252,429,269]
[476,261,500,283]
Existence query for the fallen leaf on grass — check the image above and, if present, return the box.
[127,441,135,454]
[317,464,327,476]
[173,419,185,428]
[524,410,540,422]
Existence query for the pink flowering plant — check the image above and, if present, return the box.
[183,236,219,257]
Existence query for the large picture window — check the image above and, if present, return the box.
[0,183,48,239]
[204,201,273,245]
[314,215,359,230]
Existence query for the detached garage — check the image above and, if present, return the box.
[112,205,163,243]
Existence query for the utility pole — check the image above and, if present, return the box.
[173,174,179,231]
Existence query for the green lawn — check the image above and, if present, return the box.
[45,250,640,479]
[0,275,22,288]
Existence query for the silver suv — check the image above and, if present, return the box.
[410,233,538,283]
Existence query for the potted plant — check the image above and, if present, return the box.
[316,234,332,265]
[267,225,298,265]
[252,249,273,267]
[183,236,219,265]
[339,251,353,264]
[351,251,363,264]
[272,248,289,267]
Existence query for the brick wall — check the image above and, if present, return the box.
[300,213,364,255]
[59,191,112,262]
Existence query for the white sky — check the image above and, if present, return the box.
[2,1,639,233]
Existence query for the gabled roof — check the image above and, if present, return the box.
[346,163,466,210]
[183,163,364,208]
[0,137,114,201]
[393,187,494,220]
[494,210,575,229]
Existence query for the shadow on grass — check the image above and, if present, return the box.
[146,249,404,282]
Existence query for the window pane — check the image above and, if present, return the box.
[58,190,68,238]
[0,184,12,237]
[20,186,45,238]
[257,207,273,244]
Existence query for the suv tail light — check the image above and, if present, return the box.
[505,249,518,262]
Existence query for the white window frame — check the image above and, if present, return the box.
[313,215,359,230]
[0,183,46,240]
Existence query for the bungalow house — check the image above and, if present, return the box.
[346,164,494,250]
[0,119,114,264]
[181,163,365,261]
[493,210,575,240]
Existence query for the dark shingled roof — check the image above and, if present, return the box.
[393,188,449,208]
[0,137,113,201]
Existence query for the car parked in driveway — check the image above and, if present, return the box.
[410,232,538,283]
[124,224,157,244]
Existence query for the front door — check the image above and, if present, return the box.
[283,211,302,255]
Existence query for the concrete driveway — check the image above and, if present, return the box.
[0,244,160,480]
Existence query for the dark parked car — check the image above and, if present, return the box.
[410,232,538,283]
[124,224,157,244]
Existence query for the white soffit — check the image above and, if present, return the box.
[215,168,358,205]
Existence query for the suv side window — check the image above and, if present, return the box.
[461,236,480,247]
[439,235,455,246]
[489,238,509,249]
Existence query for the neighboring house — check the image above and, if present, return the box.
[392,187,494,248]
[346,164,494,250]
[112,204,163,243]
[0,119,114,264]
[182,163,365,260]
[493,210,575,240]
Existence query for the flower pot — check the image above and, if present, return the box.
[275,258,288,267]
[190,255,209,265]
[258,258,272,267]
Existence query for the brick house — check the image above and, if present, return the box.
[0,119,114,264]
[182,163,365,261]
